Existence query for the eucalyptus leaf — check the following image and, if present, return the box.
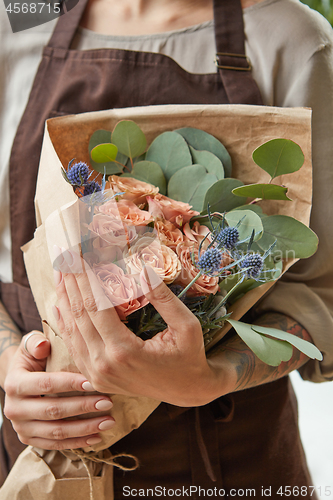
[225,209,263,241]
[227,319,293,366]
[176,127,232,177]
[252,139,304,180]
[111,120,147,159]
[251,325,323,360]
[146,131,192,182]
[89,130,125,174]
[232,205,264,216]
[232,183,291,201]
[168,165,217,212]
[189,146,224,180]
[130,161,167,195]
[202,179,245,214]
[91,143,118,163]
[255,215,318,259]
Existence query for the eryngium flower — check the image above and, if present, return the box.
[240,253,264,278]
[67,161,90,186]
[83,181,102,196]
[196,247,223,274]
[216,226,239,249]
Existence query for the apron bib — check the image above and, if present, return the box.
[0,1,315,497]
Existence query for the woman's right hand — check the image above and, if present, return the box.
[3,332,115,450]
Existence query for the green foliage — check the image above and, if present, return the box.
[252,139,304,180]
[130,161,167,195]
[111,120,147,159]
[232,183,291,201]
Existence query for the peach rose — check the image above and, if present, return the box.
[99,198,153,226]
[107,175,159,205]
[155,219,183,250]
[124,233,181,284]
[183,221,211,247]
[174,241,219,296]
[147,194,199,228]
[88,213,137,251]
[92,262,148,320]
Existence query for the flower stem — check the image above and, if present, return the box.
[177,271,203,299]
[207,276,245,318]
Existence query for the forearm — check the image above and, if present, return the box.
[208,312,311,394]
[0,301,21,389]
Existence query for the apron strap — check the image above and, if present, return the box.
[213,0,263,105]
[46,0,89,50]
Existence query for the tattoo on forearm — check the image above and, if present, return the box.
[0,310,21,357]
[215,312,310,392]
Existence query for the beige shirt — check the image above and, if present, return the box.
[0,0,333,381]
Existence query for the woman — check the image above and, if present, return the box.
[1,0,333,496]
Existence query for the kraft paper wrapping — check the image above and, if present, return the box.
[25,103,314,448]
[1,104,313,500]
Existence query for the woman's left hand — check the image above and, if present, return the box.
[54,250,233,407]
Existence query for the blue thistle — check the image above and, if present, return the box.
[196,248,223,275]
[83,181,102,196]
[240,253,264,279]
[67,161,90,186]
[216,226,239,249]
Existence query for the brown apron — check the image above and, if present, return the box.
[0,0,315,497]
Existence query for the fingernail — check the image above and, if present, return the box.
[53,245,64,270]
[63,249,74,267]
[82,381,95,391]
[53,269,63,287]
[95,399,113,411]
[36,339,48,348]
[86,436,102,445]
[141,265,162,294]
[52,305,60,321]
[98,419,115,431]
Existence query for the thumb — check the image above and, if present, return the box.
[140,266,197,333]
[21,331,50,360]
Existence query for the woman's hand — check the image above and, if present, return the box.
[4,332,115,450]
[54,251,234,407]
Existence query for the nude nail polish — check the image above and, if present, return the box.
[98,419,115,431]
[95,399,113,411]
[86,436,102,445]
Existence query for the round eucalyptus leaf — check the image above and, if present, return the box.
[225,209,263,241]
[232,183,291,201]
[168,165,217,212]
[176,127,232,177]
[111,120,147,159]
[252,138,304,180]
[256,215,318,259]
[130,161,167,195]
[189,146,224,180]
[146,131,192,182]
[227,320,293,366]
[202,179,244,215]
[90,144,122,174]
[89,129,111,152]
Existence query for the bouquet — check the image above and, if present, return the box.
[0,104,322,500]
[57,118,321,365]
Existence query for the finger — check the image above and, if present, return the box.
[16,415,115,443]
[6,394,113,421]
[22,332,50,360]
[140,266,201,335]
[19,434,103,450]
[55,270,91,367]
[62,251,129,344]
[4,370,99,397]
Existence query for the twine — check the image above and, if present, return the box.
[61,448,139,500]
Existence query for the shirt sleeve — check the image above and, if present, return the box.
[255,41,333,382]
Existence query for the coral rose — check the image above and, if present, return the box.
[124,233,181,284]
[99,198,153,226]
[147,194,199,228]
[174,241,219,296]
[107,175,159,205]
[92,262,148,320]
[155,219,183,250]
[88,213,137,251]
[183,221,211,247]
